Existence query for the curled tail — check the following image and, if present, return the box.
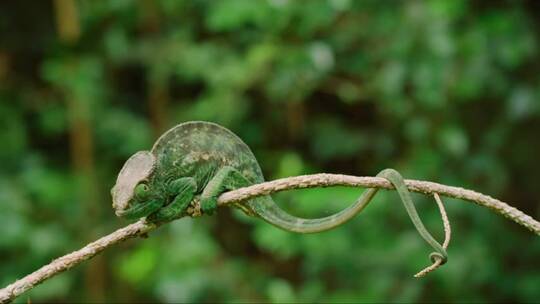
[248,169,447,263]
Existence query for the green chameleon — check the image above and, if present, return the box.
[111,121,446,264]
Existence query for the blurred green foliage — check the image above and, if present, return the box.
[1,0,539,302]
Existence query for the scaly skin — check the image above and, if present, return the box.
[111,121,447,263]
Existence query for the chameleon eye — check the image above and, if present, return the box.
[135,183,150,199]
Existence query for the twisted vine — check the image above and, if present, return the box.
[415,193,452,278]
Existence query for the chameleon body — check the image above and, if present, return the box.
[111,121,446,263]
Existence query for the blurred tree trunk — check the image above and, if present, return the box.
[148,77,169,137]
[140,0,170,137]
[287,101,305,140]
[53,0,105,301]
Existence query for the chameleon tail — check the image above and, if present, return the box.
[250,169,447,263]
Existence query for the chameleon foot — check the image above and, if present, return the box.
[200,166,251,216]
[148,177,196,222]
[200,196,218,215]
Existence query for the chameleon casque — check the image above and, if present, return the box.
[111,121,447,264]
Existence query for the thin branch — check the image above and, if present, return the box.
[1,174,539,303]
[414,193,452,278]
[217,174,540,234]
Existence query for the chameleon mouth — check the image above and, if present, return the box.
[115,209,127,217]
[116,199,163,220]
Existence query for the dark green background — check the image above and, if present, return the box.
[1,0,539,302]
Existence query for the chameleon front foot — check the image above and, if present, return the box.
[186,196,203,217]
[148,177,197,222]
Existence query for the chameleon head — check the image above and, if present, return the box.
[111,151,163,219]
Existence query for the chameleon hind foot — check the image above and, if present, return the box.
[200,166,251,215]
[200,196,218,215]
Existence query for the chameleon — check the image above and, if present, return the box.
[111,121,447,264]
